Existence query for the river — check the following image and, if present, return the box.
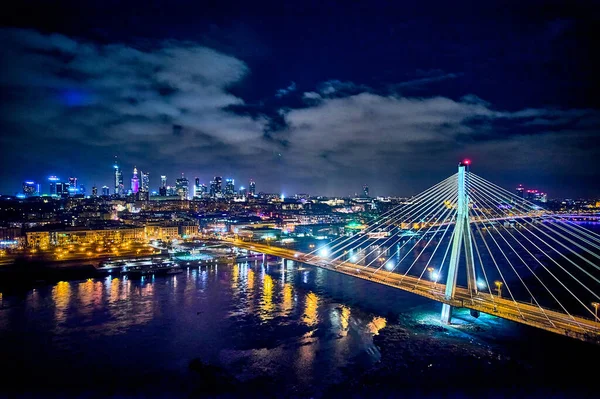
[0,255,598,397]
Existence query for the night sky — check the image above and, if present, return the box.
[1,1,599,198]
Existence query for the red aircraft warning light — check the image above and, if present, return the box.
[460,159,471,167]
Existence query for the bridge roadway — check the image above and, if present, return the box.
[227,239,600,344]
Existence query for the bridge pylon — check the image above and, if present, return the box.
[441,161,477,324]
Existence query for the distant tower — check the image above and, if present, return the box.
[175,173,189,200]
[69,177,78,190]
[225,179,235,197]
[48,176,60,196]
[516,184,525,198]
[102,186,110,196]
[140,171,150,192]
[363,184,369,197]
[194,177,202,198]
[92,186,98,197]
[249,179,256,196]
[131,167,140,193]
[22,181,37,197]
[160,175,167,196]
[114,158,124,196]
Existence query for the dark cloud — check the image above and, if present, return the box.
[0,26,599,197]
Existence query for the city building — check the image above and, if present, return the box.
[56,181,69,197]
[131,167,140,193]
[92,186,98,197]
[210,176,223,198]
[114,159,124,196]
[249,179,256,196]
[225,179,235,197]
[159,175,167,196]
[22,181,38,197]
[48,176,60,196]
[516,184,525,198]
[102,186,110,196]
[175,174,189,200]
[363,184,369,197]
[69,177,78,190]
[239,186,247,197]
[141,171,150,193]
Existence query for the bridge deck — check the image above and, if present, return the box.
[227,239,600,344]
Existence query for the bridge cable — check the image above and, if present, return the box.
[469,173,600,248]
[470,204,525,319]
[467,176,600,318]
[305,174,457,259]
[470,175,600,286]
[467,182,589,329]
[320,176,457,263]
[467,173,600,244]
[336,183,457,273]
[467,184,560,327]
[383,196,458,283]
[324,180,457,270]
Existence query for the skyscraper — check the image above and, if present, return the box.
[516,184,525,198]
[56,181,68,197]
[131,167,140,193]
[114,159,124,196]
[22,181,37,197]
[102,186,110,196]
[175,174,189,200]
[69,177,78,190]
[92,186,98,196]
[194,177,202,198]
[141,171,150,192]
[363,184,369,197]
[160,175,167,196]
[214,176,222,196]
[249,179,256,196]
[239,186,247,197]
[225,179,235,197]
[48,176,60,196]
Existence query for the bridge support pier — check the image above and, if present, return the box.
[441,303,453,324]
[441,162,477,325]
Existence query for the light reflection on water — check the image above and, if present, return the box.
[0,259,406,395]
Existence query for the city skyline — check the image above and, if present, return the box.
[1,2,599,198]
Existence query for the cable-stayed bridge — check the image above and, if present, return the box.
[224,162,600,343]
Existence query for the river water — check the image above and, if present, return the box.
[1,256,598,397]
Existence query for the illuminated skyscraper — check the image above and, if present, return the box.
[48,176,60,196]
[249,179,256,196]
[516,184,525,198]
[131,167,140,193]
[102,186,110,196]
[214,176,222,195]
[194,177,203,198]
[175,174,189,200]
[225,179,235,197]
[56,182,68,196]
[363,184,369,197]
[159,175,167,196]
[239,186,247,197]
[22,181,37,197]
[92,186,98,196]
[141,171,150,192]
[114,159,124,196]
[69,177,78,190]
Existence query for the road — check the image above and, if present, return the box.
[227,239,600,344]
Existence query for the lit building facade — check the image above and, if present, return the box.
[131,167,140,193]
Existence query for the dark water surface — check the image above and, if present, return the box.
[0,258,598,398]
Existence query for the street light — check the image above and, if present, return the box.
[494,281,503,298]
[592,302,599,321]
